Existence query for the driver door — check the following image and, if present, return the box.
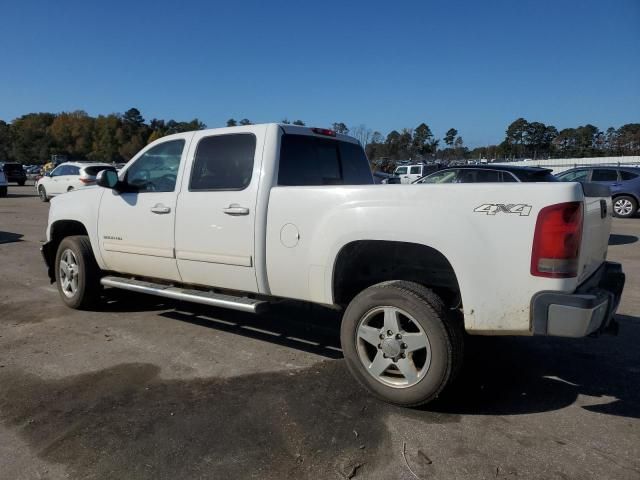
[98,135,193,281]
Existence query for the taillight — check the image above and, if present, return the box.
[79,177,94,184]
[311,128,337,137]
[531,202,583,278]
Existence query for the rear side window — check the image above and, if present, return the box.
[620,170,639,181]
[591,169,618,182]
[410,166,421,175]
[190,134,256,190]
[278,135,372,186]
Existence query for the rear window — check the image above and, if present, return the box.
[84,165,116,176]
[278,134,372,186]
[620,170,639,181]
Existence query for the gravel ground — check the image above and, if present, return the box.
[1,184,639,480]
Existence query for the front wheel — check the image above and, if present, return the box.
[613,196,638,218]
[54,235,102,309]
[340,281,463,407]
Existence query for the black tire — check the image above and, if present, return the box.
[340,280,464,407]
[18,180,26,186]
[67,186,74,192]
[38,185,49,202]
[612,195,638,218]
[54,235,102,309]
[0,186,7,197]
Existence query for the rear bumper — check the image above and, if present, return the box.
[531,262,625,337]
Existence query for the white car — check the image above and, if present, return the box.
[0,170,7,197]
[36,162,116,202]
[41,123,624,407]
[393,164,437,183]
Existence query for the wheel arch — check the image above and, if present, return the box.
[332,240,462,309]
[44,220,90,282]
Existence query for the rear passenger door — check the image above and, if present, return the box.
[175,128,264,292]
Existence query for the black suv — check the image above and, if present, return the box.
[1,163,27,186]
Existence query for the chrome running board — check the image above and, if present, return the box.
[100,276,268,313]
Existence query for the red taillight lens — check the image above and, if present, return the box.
[531,202,583,278]
[311,128,337,137]
[79,177,94,184]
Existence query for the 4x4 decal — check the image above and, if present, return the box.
[474,204,532,216]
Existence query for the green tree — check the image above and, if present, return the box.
[239,118,252,126]
[411,123,435,158]
[10,113,56,163]
[332,122,349,134]
[505,118,529,158]
[226,118,237,127]
[292,120,305,126]
[444,128,457,148]
[0,120,11,160]
[90,114,122,162]
[49,111,94,159]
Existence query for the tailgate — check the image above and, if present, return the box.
[578,183,612,282]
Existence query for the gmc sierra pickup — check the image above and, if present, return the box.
[41,123,625,406]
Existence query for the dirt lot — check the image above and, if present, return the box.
[1,184,639,480]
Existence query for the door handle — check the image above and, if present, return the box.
[223,204,250,216]
[150,204,171,214]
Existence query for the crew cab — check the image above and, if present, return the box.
[41,124,625,406]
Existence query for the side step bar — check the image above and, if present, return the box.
[100,276,268,313]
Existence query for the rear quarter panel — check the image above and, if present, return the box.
[266,182,587,334]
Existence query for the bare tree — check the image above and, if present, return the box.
[350,124,373,146]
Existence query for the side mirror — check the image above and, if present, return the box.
[96,170,119,189]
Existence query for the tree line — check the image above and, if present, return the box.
[0,108,637,165]
[361,118,640,166]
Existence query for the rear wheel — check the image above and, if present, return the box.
[18,180,26,186]
[38,185,49,202]
[613,196,637,218]
[340,280,463,407]
[55,235,102,309]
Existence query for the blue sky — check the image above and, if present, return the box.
[1,0,638,146]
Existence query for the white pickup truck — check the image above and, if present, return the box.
[42,124,625,406]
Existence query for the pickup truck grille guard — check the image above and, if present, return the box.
[531,261,625,337]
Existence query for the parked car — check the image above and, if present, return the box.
[555,166,640,218]
[1,162,27,186]
[41,123,624,407]
[0,169,8,197]
[394,164,442,183]
[414,165,558,184]
[35,162,117,202]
